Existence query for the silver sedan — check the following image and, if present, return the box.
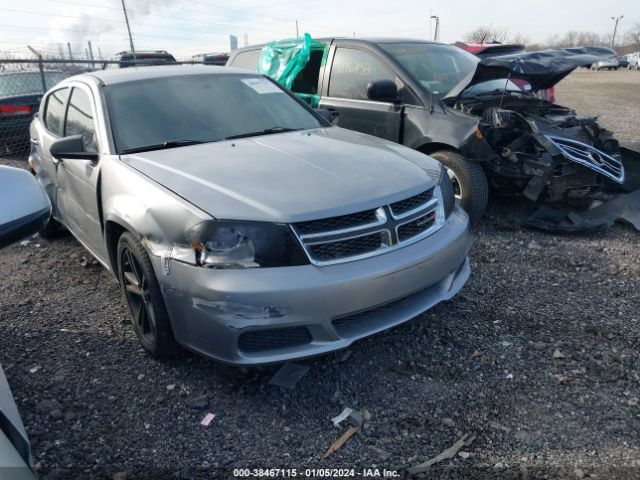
[29,66,472,364]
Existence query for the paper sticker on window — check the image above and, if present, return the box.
[241,78,283,94]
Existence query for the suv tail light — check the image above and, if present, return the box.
[0,105,32,118]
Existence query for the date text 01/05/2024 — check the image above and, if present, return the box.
[232,468,401,478]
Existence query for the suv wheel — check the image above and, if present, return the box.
[117,232,181,358]
[429,150,488,222]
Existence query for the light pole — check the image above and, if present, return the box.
[121,0,136,57]
[430,15,440,42]
[611,15,624,48]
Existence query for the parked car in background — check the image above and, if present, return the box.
[617,55,629,69]
[115,50,176,68]
[591,55,619,70]
[29,65,471,364]
[454,41,525,58]
[628,52,640,70]
[229,38,633,220]
[0,164,51,480]
[192,52,229,65]
[0,71,69,151]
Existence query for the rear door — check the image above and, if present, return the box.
[55,84,103,251]
[33,86,70,213]
[318,45,402,142]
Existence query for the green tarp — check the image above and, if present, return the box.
[257,33,327,107]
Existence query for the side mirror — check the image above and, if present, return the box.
[0,166,51,249]
[366,80,399,103]
[50,134,98,161]
[317,108,339,124]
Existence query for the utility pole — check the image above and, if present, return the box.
[98,47,103,60]
[429,9,432,40]
[121,0,136,57]
[296,20,299,37]
[611,15,624,48]
[67,42,74,60]
[87,41,95,62]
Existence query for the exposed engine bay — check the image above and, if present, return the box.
[451,93,628,204]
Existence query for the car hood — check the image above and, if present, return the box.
[445,46,616,97]
[120,127,440,223]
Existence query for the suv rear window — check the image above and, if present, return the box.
[230,50,261,70]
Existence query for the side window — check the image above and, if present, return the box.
[44,87,69,136]
[291,49,324,94]
[64,87,98,152]
[329,48,396,100]
[231,50,261,70]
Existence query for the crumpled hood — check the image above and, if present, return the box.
[120,127,440,223]
[446,46,616,97]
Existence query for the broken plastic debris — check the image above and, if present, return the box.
[29,366,41,374]
[331,407,353,427]
[20,240,30,247]
[553,349,566,359]
[269,362,309,389]
[200,413,216,426]
[321,425,359,459]
[166,384,176,390]
[407,434,475,474]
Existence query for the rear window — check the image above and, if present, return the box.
[229,50,261,70]
[0,72,68,98]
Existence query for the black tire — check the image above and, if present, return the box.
[429,150,489,222]
[38,217,64,239]
[117,232,180,358]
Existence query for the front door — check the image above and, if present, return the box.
[318,46,402,142]
[55,85,103,252]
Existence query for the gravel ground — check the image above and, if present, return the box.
[1,71,640,480]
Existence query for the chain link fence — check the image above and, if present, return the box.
[0,57,207,156]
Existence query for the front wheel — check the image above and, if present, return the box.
[117,232,181,358]
[428,150,489,222]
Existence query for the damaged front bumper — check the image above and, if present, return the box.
[149,207,472,365]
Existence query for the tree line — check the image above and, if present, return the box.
[463,24,640,54]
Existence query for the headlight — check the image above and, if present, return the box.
[437,166,455,218]
[184,221,309,268]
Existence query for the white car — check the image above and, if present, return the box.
[591,57,619,71]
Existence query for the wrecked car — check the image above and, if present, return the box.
[0,164,50,480]
[228,38,637,221]
[28,66,471,364]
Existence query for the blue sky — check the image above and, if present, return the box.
[0,0,637,59]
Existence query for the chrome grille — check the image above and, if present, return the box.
[390,188,434,217]
[545,135,625,183]
[295,209,378,234]
[292,187,445,265]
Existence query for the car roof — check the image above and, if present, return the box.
[66,65,255,86]
[232,37,446,52]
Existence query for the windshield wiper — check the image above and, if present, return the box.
[121,139,206,154]
[224,127,302,141]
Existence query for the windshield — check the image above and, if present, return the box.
[105,74,324,153]
[0,72,68,97]
[461,78,531,97]
[380,43,478,99]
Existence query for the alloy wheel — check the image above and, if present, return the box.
[446,167,463,201]
[121,246,156,345]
